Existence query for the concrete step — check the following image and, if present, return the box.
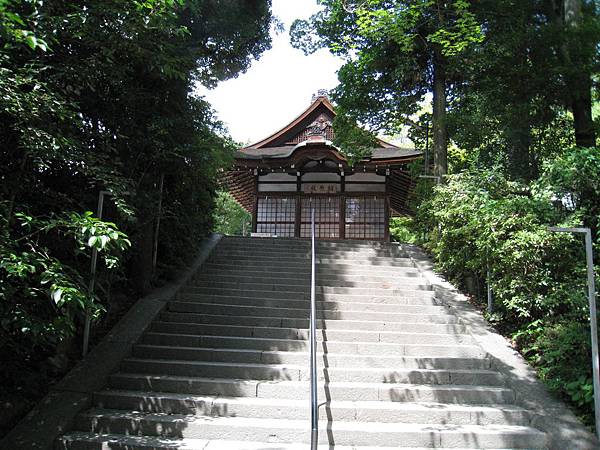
[220,236,310,247]
[316,257,414,266]
[58,432,546,450]
[93,391,530,425]
[317,266,421,276]
[57,431,548,450]
[176,291,440,306]
[108,374,515,404]
[119,358,503,384]
[212,250,407,261]
[200,262,419,277]
[193,273,311,286]
[213,250,311,259]
[141,333,487,360]
[209,254,310,264]
[208,257,311,269]
[207,256,414,269]
[188,278,431,291]
[318,291,437,302]
[159,312,467,332]
[149,322,473,345]
[167,301,458,323]
[220,237,391,250]
[74,411,545,447]
[131,345,487,369]
[200,263,311,276]
[179,289,438,303]
[171,296,448,315]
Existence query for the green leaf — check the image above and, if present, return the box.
[51,288,63,304]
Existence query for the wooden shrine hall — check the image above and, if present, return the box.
[226,92,422,241]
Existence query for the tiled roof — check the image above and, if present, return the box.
[235,145,421,161]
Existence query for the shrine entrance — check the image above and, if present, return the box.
[255,193,387,240]
[226,93,422,240]
[300,196,340,239]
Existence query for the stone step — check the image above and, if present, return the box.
[108,374,516,404]
[317,257,414,266]
[213,249,403,260]
[207,256,414,268]
[141,333,487,359]
[131,345,487,369]
[318,266,421,276]
[119,358,503,385]
[159,312,466,332]
[176,292,439,306]
[180,289,437,303]
[221,237,391,249]
[149,322,473,345]
[167,301,457,323]
[171,296,447,315]
[220,237,310,246]
[209,257,311,268]
[58,432,547,450]
[193,273,311,286]
[73,411,545,447]
[200,262,419,276]
[188,278,431,291]
[93,391,530,425]
[209,254,310,263]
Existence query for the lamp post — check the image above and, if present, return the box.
[548,226,599,439]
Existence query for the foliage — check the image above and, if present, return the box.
[0,0,274,412]
[0,206,130,394]
[212,191,251,237]
[416,156,599,423]
[291,0,483,173]
[389,216,418,244]
[515,319,594,424]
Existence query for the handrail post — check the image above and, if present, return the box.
[310,207,318,449]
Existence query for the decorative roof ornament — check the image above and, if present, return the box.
[306,114,333,139]
[311,89,330,102]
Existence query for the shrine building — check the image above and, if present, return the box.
[226,92,422,241]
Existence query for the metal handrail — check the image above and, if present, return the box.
[310,207,318,449]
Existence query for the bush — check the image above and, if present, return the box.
[415,153,599,424]
[389,216,419,244]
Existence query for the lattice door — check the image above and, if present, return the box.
[300,196,340,239]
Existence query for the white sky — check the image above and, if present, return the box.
[196,0,343,146]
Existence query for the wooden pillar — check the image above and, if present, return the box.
[295,173,302,238]
[252,173,258,233]
[339,174,346,239]
[385,172,391,241]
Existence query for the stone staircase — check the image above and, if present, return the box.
[57,236,547,449]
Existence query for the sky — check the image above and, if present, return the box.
[195,0,343,146]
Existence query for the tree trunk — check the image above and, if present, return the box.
[554,0,596,147]
[571,73,595,147]
[432,47,448,180]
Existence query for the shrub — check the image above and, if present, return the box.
[416,157,598,424]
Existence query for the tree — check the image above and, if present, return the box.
[449,0,599,181]
[551,0,598,148]
[291,0,483,178]
[0,0,274,408]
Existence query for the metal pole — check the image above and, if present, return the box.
[152,173,164,274]
[487,262,493,314]
[549,226,599,439]
[424,120,430,174]
[310,207,318,449]
[82,190,110,357]
[584,229,600,440]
